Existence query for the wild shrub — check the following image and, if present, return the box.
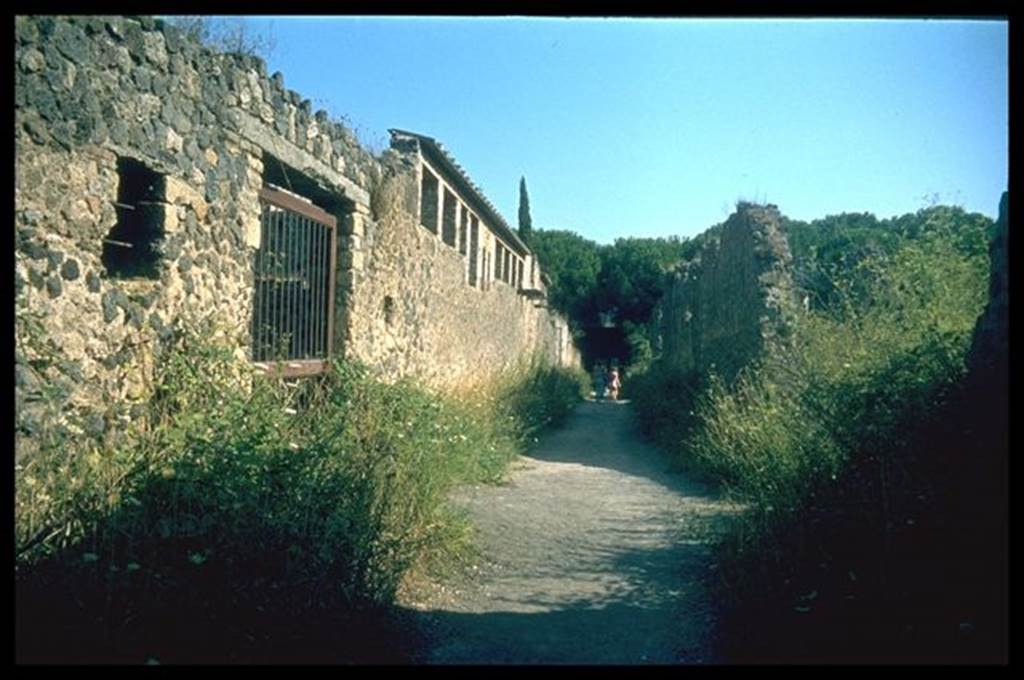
[626,365,705,461]
[493,360,590,444]
[632,213,993,661]
[690,214,991,661]
[15,323,586,663]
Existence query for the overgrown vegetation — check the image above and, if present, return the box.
[163,15,276,59]
[631,205,1005,662]
[530,230,690,371]
[15,325,586,664]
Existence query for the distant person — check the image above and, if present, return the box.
[608,367,621,401]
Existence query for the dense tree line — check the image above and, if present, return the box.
[529,231,689,369]
[530,203,992,371]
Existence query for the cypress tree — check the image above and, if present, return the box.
[518,176,533,245]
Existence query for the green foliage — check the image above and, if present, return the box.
[632,213,993,661]
[593,236,690,326]
[626,365,705,471]
[494,361,590,445]
[531,229,691,370]
[621,320,654,374]
[695,211,985,517]
[784,206,991,312]
[15,325,585,663]
[528,229,603,323]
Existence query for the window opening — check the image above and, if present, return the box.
[420,169,439,233]
[102,157,164,279]
[254,154,344,378]
[458,204,469,255]
[469,215,480,286]
[441,188,457,247]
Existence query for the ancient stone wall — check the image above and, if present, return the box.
[657,203,798,382]
[346,177,576,389]
[966,191,1009,380]
[15,15,578,459]
[961,190,1008,458]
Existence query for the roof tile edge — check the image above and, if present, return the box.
[389,128,530,256]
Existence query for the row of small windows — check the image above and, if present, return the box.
[419,166,524,292]
[494,241,524,289]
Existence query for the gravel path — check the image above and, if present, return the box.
[399,399,743,664]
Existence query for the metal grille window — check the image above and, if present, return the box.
[252,186,337,377]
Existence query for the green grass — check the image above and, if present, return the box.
[15,324,586,664]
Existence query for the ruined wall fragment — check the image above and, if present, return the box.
[657,203,798,383]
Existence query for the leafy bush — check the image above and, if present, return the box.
[783,205,989,313]
[15,325,585,663]
[626,365,705,466]
[704,217,989,661]
[493,361,590,445]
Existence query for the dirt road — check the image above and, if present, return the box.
[399,399,742,664]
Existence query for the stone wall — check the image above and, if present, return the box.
[346,169,576,389]
[960,190,1008,462]
[966,191,1009,381]
[657,203,798,382]
[15,15,578,459]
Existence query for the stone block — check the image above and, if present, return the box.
[161,202,180,233]
[242,215,261,249]
[339,249,364,271]
[161,175,208,222]
[20,48,45,73]
[163,126,183,153]
[341,211,366,238]
[141,31,169,69]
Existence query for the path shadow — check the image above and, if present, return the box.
[523,400,714,496]
[397,536,724,664]
[390,398,746,665]
[401,602,717,664]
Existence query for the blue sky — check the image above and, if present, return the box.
[233,17,1007,244]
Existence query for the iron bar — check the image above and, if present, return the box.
[316,221,325,358]
[252,191,335,374]
[254,210,263,361]
[301,216,311,359]
[312,220,321,359]
[286,209,295,360]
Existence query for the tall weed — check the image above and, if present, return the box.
[634,220,993,661]
[15,324,585,663]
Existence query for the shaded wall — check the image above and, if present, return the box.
[657,203,798,382]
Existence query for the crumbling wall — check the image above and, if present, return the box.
[345,155,578,390]
[960,190,1008,465]
[658,203,798,382]
[966,191,1009,382]
[15,15,578,460]
[15,15,377,457]
[345,209,574,387]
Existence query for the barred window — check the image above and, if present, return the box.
[251,186,336,377]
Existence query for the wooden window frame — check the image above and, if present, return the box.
[252,186,338,379]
